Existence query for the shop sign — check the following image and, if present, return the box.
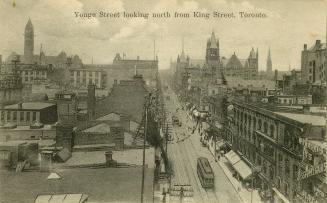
[298,162,326,180]
[299,138,326,157]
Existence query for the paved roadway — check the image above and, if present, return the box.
[164,87,241,203]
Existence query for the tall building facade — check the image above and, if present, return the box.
[301,40,326,84]
[267,48,272,72]
[24,19,34,64]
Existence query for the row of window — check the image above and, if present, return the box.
[71,71,101,78]
[235,108,276,139]
[0,111,37,122]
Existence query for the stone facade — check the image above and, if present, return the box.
[301,40,326,84]
[226,100,325,202]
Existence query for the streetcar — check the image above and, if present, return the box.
[197,157,214,188]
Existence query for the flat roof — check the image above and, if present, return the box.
[0,167,154,203]
[0,140,27,147]
[275,112,326,126]
[4,102,55,110]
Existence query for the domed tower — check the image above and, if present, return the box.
[24,18,34,64]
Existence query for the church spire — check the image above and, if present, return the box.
[266,47,272,72]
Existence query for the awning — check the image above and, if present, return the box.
[225,150,241,165]
[232,160,252,180]
[272,188,291,203]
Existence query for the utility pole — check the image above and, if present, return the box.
[166,123,168,155]
[141,94,149,203]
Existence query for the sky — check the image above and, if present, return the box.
[0,0,326,71]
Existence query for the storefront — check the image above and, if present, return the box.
[225,150,253,182]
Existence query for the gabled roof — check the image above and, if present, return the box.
[226,53,242,68]
[95,79,147,123]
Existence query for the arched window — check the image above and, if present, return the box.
[263,122,268,134]
[270,124,275,138]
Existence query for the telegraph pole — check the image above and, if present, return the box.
[141,94,149,203]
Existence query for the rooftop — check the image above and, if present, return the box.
[81,123,111,133]
[0,167,154,203]
[54,148,155,168]
[275,112,325,126]
[4,102,55,110]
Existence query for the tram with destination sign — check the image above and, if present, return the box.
[197,157,214,188]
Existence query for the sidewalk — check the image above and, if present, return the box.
[209,148,263,203]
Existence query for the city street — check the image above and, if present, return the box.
[164,87,242,203]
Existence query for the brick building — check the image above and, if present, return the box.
[225,100,326,203]
[0,102,57,126]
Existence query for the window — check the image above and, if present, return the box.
[258,119,262,130]
[253,118,256,130]
[293,165,298,180]
[269,125,275,138]
[0,111,4,121]
[285,182,289,196]
[7,112,11,121]
[32,112,37,121]
[26,112,30,121]
[263,122,268,134]
[89,72,92,77]
[20,112,24,121]
[285,158,290,176]
[13,111,17,121]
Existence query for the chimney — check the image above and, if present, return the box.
[105,151,116,167]
[87,84,96,119]
[0,55,2,65]
[40,151,53,172]
[316,40,321,46]
[18,102,23,109]
[55,124,73,152]
[114,79,117,86]
[304,44,307,50]
[137,56,140,60]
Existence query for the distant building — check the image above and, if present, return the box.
[221,48,259,80]
[14,64,50,84]
[69,67,107,89]
[206,31,220,79]
[6,19,82,68]
[0,102,57,126]
[110,54,158,89]
[301,40,326,84]
[0,73,23,104]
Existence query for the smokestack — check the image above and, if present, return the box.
[304,44,307,50]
